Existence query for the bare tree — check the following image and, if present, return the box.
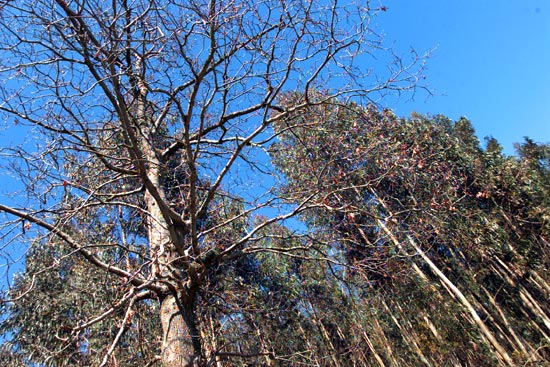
[0,0,424,365]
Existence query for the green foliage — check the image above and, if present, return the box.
[3,89,550,365]
[271,95,550,365]
[1,239,161,366]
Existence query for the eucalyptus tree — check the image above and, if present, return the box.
[271,96,550,366]
[0,0,426,365]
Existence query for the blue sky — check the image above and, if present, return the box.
[376,0,550,154]
[1,2,549,278]
[0,2,548,344]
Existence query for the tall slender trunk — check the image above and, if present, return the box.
[479,284,530,356]
[491,257,550,339]
[347,290,386,367]
[404,234,515,367]
[381,298,434,367]
[530,270,550,298]
[306,299,343,367]
[359,328,386,367]
[371,316,399,367]
[201,312,224,367]
[369,191,514,366]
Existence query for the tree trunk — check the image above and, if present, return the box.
[368,191,514,367]
[306,299,343,367]
[143,144,202,365]
[202,313,224,367]
[479,284,530,356]
[381,298,433,367]
[404,235,515,367]
[492,257,550,338]
[371,316,399,367]
[359,328,387,367]
[160,295,202,367]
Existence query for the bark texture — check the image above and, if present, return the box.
[161,295,201,367]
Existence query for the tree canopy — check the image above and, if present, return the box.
[271,97,550,366]
[1,1,549,367]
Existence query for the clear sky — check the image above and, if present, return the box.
[375,0,550,154]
